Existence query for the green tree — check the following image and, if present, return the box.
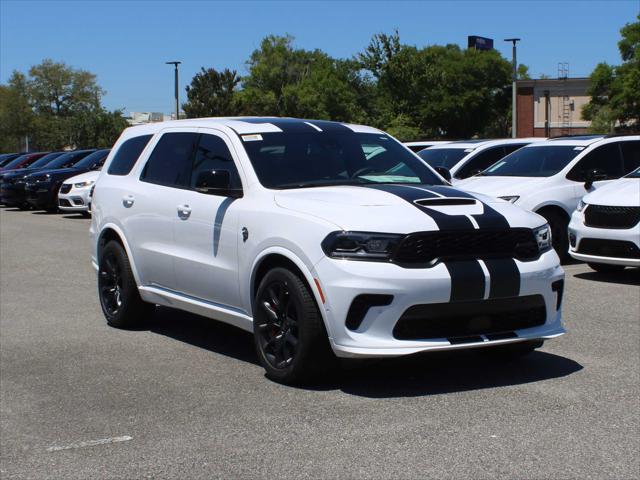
[583,15,640,132]
[0,72,34,151]
[183,67,242,118]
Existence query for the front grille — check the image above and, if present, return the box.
[584,205,640,229]
[59,184,72,194]
[58,198,72,207]
[392,228,539,266]
[577,238,640,259]
[393,295,546,340]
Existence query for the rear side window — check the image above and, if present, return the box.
[567,143,624,181]
[107,135,153,176]
[621,140,640,173]
[140,132,198,188]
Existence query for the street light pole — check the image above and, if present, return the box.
[165,61,182,119]
[504,38,520,138]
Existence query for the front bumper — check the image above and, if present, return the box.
[0,183,27,206]
[313,250,565,358]
[58,185,91,212]
[568,210,640,267]
[24,182,56,209]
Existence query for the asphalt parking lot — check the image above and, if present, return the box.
[1,208,639,479]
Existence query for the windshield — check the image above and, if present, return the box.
[481,145,582,177]
[73,149,109,169]
[626,167,640,178]
[242,131,443,189]
[43,150,93,170]
[28,152,64,169]
[2,155,29,170]
[418,148,470,170]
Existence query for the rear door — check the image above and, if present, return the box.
[171,129,243,309]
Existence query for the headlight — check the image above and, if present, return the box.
[499,196,520,204]
[534,224,552,253]
[322,231,402,261]
[576,200,587,212]
[74,180,94,188]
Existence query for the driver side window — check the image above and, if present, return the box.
[566,143,624,181]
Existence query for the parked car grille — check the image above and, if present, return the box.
[59,184,72,194]
[393,295,547,340]
[577,238,640,259]
[392,228,539,266]
[58,198,72,207]
[584,204,640,229]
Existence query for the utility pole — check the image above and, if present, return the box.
[504,38,520,138]
[165,61,182,119]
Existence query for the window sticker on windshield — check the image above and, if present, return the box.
[573,146,585,151]
[488,161,506,172]
[242,134,263,142]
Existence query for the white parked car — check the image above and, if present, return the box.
[568,167,640,272]
[58,170,100,215]
[403,140,451,153]
[91,117,565,384]
[417,138,544,184]
[458,136,640,260]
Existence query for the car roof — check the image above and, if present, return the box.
[121,117,384,137]
[427,137,544,150]
[524,135,639,148]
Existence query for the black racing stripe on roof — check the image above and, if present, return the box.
[304,120,352,132]
[234,118,317,133]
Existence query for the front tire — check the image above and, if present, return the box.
[588,263,626,273]
[98,241,153,328]
[253,267,334,384]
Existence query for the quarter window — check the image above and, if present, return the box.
[191,134,242,188]
[107,135,153,176]
[141,132,198,188]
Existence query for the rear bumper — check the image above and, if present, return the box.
[313,250,565,358]
[569,210,640,267]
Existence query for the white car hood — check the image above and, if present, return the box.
[457,175,549,198]
[64,170,100,185]
[583,178,640,207]
[274,184,543,232]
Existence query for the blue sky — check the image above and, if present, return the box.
[1,0,637,115]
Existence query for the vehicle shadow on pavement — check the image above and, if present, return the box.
[574,269,640,286]
[148,307,583,398]
[61,213,90,220]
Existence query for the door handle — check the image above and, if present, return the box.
[177,204,191,219]
[122,195,135,208]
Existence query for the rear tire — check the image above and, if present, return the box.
[98,241,153,328]
[479,340,543,360]
[588,262,626,273]
[539,210,569,263]
[253,267,335,385]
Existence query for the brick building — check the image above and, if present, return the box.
[516,77,591,137]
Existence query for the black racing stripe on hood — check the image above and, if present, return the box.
[365,184,474,230]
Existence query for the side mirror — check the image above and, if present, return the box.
[195,169,243,198]
[434,166,452,183]
[584,169,607,189]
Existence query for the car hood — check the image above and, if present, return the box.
[583,178,640,207]
[456,176,549,198]
[274,184,544,232]
[27,167,85,181]
[63,170,100,185]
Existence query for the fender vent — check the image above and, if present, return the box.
[415,198,477,207]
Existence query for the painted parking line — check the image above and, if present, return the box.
[46,435,132,452]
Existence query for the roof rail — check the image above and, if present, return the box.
[547,134,605,141]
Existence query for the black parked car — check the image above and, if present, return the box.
[24,149,110,211]
[0,152,66,207]
[0,153,24,168]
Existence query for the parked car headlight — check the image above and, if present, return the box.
[322,231,402,261]
[74,180,95,188]
[576,200,587,212]
[499,196,520,204]
[534,224,552,253]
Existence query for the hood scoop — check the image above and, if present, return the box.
[414,198,477,207]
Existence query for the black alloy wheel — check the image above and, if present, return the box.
[99,250,124,317]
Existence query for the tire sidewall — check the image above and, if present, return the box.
[98,241,138,328]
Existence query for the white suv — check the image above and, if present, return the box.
[91,117,565,384]
[458,135,640,260]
